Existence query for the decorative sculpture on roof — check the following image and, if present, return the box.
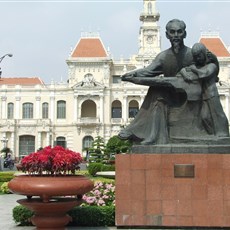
[118,19,229,145]
[81,74,96,87]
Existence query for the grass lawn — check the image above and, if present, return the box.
[77,170,115,183]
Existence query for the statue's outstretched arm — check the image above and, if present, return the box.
[122,54,164,83]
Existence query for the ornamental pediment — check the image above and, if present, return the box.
[72,74,105,89]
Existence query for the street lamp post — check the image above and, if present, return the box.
[0,53,13,78]
[0,137,8,171]
[1,136,8,149]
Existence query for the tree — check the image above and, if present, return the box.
[1,147,12,158]
[106,135,132,155]
[88,136,107,163]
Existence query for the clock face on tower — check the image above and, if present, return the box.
[147,36,153,44]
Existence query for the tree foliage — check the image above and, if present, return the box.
[88,136,107,163]
[106,135,132,154]
[1,147,12,158]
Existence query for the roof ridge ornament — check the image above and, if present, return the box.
[81,31,100,38]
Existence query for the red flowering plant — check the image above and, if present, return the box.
[20,146,83,175]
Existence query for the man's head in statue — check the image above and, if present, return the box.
[192,43,207,67]
[165,19,187,53]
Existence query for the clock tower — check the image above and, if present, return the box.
[136,0,161,65]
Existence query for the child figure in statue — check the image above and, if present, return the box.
[180,43,229,137]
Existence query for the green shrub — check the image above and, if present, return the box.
[100,206,115,226]
[87,162,103,176]
[68,206,115,226]
[1,182,11,194]
[12,205,34,226]
[0,172,15,182]
[87,163,115,176]
[12,204,115,227]
[101,164,115,171]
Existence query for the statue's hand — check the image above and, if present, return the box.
[180,68,192,83]
[121,72,136,82]
[189,65,199,74]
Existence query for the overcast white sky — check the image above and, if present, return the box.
[1,0,230,84]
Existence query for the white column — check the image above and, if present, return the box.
[1,96,7,119]
[74,95,78,121]
[1,133,7,149]
[78,100,82,118]
[35,96,41,119]
[11,132,15,159]
[100,95,104,123]
[140,95,145,105]
[123,96,127,123]
[46,132,50,146]
[50,96,55,122]
[37,132,41,149]
[15,97,21,119]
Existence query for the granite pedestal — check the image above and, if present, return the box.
[115,144,230,228]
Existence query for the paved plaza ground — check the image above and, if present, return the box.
[0,193,117,230]
[0,165,226,230]
[1,193,168,230]
[0,193,227,230]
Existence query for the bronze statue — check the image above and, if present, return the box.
[118,19,229,145]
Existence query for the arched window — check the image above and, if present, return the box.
[42,102,49,119]
[83,136,94,160]
[23,103,33,119]
[19,135,35,158]
[81,100,96,117]
[7,102,14,119]
[129,100,139,118]
[55,136,66,148]
[57,100,66,119]
[83,136,94,149]
[111,100,122,118]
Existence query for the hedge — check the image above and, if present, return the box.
[13,205,115,227]
[0,172,15,182]
[87,162,115,176]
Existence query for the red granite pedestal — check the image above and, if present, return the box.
[115,153,230,227]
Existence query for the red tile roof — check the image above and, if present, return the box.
[71,38,108,58]
[199,37,230,57]
[0,77,44,85]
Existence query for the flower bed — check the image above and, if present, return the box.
[82,181,115,206]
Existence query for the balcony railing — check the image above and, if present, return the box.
[78,117,100,124]
[0,119,51,126]
[111,118,123,124]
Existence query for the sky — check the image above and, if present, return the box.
[0,0,230,84]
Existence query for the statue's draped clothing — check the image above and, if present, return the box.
[119,46,194,144]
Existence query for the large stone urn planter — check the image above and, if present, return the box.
[9,174,94,230]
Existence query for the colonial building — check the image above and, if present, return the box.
[0,0,230,160]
